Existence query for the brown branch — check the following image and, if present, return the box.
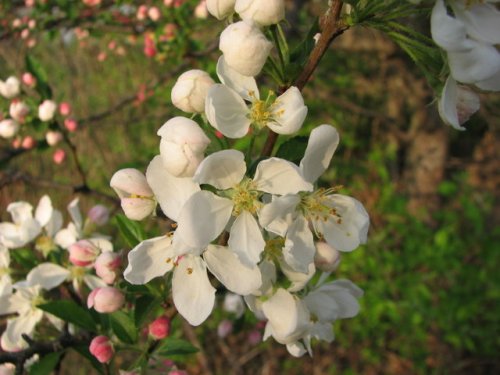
[260,0,349,157]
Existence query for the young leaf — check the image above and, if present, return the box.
[275,136,309,164]
[134,295,160,327]
[25,55,53,99]
[110,311,138,344]
[28,352,63,375]
[38,300,96,332]
[114,214,146,247]
[155,337,199,357]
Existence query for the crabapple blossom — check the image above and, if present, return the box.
[64,118,78,132]
[69,240,100,267]
[171,70,215,113]
[22,72,36,87]
[219,21,273,77]
[89,336,114,363]
[194,0,208,19]
[59,102,71,116]
[0,120,19,139]
[22,136,36,149]
[148,6,161,21]
[205,57,307,138]
[9,101,29,122]
[235,0,285,26]
[87,286,125,313]
[0,77,20,99]
[157,117,211,177]
[110,168,156,220]
[206,0,235,20]
[38,100,57,122]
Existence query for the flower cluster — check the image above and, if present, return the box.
[430,0,500,130]
[0,196,117,351]
[112,0,369,357]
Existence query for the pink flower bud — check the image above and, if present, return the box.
[148,6,161,21]
[89,336,114,363]
[53,149,66,164]
[12,19,22,28]
[64,118,78,132]
[20,29,30,39]
[94,252,121,284]
[83,0,102,6]
[26,38,37,48]
[28,19,36,29]
[22,72,36,87]
[247,330,262,345]
[108,40,117,50]
[88,205,110,226]
[97,51,107,62]
[137,5,148,20]
[25,0,35,7]
[12,138,21,149]
[59,102,71,116]
[21,136,36,149]
[148,316,171,340]
[45,130,63,146]
[314,242,341,272]
[69,240,100,267]
[143,34,156,58]
[87,287,125,313]
[217,320,233,338]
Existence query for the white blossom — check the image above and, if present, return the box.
[206,0,235,20]
[0,119,19,139]
[38,100,57,122]
[235,0,285,26]
[0,76,20,99]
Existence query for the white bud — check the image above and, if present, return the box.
[235,0,285,26]
[171,70,215,113]
[45,130,63,146]
[194,0,209,19]
[9,101,29,122]
[206,0,235,20]
[0,119,19,138]
[219,21,273,77]
[314,242,341,272]
[0,76,21,99]
[157,116,210,177]
[223,293,245,317]
[110,169,156,220]
[38,100,57,122]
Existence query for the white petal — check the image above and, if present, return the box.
[45,210,63,237]
[67,198,83,230]
[7,202,33,225]
[175,191,234,248]
[89,238,113,253]
[1,312,43,351]
[54,225,79,249]
[474,67,500,92]
[205,84,251,138]
[258,195,300,236]
[34,195,53,227]
[83,275,108,290]
[204,244,262,294]
[0,295,17,315]
[286,341,307,357]
[453,3,500,45]
[146,155,200,221]
[172,255,216,326]
[124,236,174,284]
[121,197,156,221]
[318,195,369,252]
[280,260,316,293]
[448,42,500,84]
[283,216,315,274]
[216,56,259,101]
[193,149,246,190]
[261,288,310,344]
[228,211,265,266]
[110,168,154,198]
[253,158,313,195]
[300,125,339,183]
[438,76,480,130]
[431,0,471,51]
[268,87,307,135]
[26,263,70,290]
[253,259,277,296]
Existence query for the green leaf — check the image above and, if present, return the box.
[110,311,138,344]
[275,136,309,164]
[134,295,160,327]
[114,214,146,247]
[28,352,63,375]
[155,337,199,357]
[25,55,52,99]
[10,248,38,269]
[38,300,96,332]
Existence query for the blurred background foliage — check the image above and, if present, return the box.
[0,0,498,374]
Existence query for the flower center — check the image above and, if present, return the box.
[70,266,86,281]
[299,187,342,224]
[31,294,46,309]
[264,237,285,260]
[229,178,261,216]
[249,91,277,129]
[35,235,56,257]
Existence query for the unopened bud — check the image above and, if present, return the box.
[87,205,110,226]
[59,102,71,116]
[148,316,171,340]
[69,239,100,267]
[87,286,125,313]
[314,242,341,272]
[110,169,155,220]
[52,149,66,164]
[89,336,114,363]
[217,320,233,338]
[64,118,78,132]
[94,252,121,284]
[171,70,215,113]
[9,101,29,122]
[22,72,36,87]
[0,76,21,99]
[45,130,63,146]
[0,119,19,139]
